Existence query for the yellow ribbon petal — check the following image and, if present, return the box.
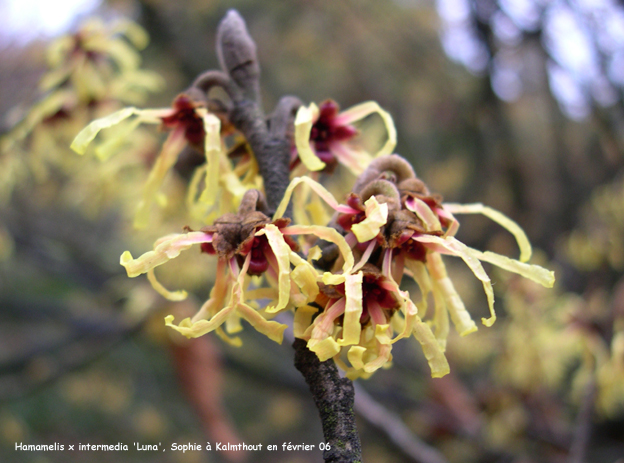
[351,196,388,243]
[442,203,532,262]
[294,103,326,171]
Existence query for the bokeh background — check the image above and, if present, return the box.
[1,0,624,462]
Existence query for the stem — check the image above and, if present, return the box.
[293,338,363,463]
[210,10,362,461]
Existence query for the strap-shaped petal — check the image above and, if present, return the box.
[404,259,432,319]
[294,103,326,171]
[339,272,363,346]
[71,107,140,154]
[120,231,213,277]
[334,101,397,158]
[351,196,388,243]
[283,225,355,278]
[198,112,222,206]
[412,315,450,378]
[134,127,187,228]
[417,235,496,327]
[469,249,555,288]
[147,269,187,301]
[257,224,292,314]
[274,176,358,220]
[405,197,442,232]
[443,203,532,262]
[294,305,319,338]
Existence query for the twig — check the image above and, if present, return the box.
[294,338,362,463]
[353,383,448,463]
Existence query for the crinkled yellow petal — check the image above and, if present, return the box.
[166,256,244,339]
[236,302,286,344]
[363,342,392,373]
[339,272,363,346]
[306,192,331,226]
[198,112,222,206]
[308,337,340,362]
[120,231,212,277]
[348,346,366,370]
[412,315,450,378]
[134,128,187,228]
[94,118,143,161]
[225,311,243,334]
[215,326,243,347]
[310,298,345,344]
[294,103,326,171]
[434,275,478,336]
[294,305,319,338]
[186,164,207,213]
[443,203,532,262]
[470,249,555,288]
[274,176,357,221]
[147,269,188,301]
[222,171,248,201]
[374,324,392,345]
[419,236,496,327]
[290,260,320,303]
[391,294,418,344]
[351,196,388,243]
[336,101,397,158]
[437,206,459,237]
[405,197,442,232]
[431,279,450,350]
[284,225,354,277]
[71,107,140,154]
[257,224,291,313]
[164,302,235,338]
[307,245,322,263]
[404,259,432,319]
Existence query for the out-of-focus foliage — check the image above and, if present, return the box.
[1,1,624,463]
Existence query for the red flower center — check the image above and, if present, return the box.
[161,95,206,147]
[309,100,358,164]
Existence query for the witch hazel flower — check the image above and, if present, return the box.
[120,189,353,347]
[302,253,449,380]
[279,155,555,378]
[71,92,240,228]
[274,175,446,377]
[293,100,397,175]
[348,156,554,349]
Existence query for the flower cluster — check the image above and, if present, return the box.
[70,18,554,379]
[0,18,163,213]
[115,148,553,379]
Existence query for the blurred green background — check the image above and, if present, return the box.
[1,0,624,462]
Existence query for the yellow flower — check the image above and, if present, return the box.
[293,100,397,175]
[277,158,555,378]
[120,189,351,347]
[71,94,239,228]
